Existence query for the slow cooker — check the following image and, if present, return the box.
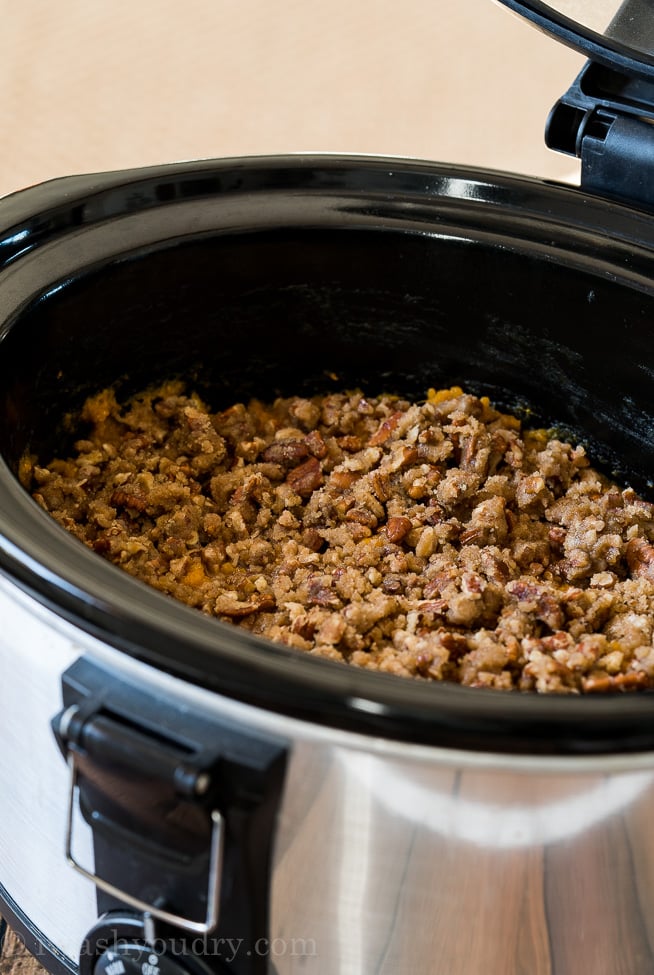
[4,2,654,973]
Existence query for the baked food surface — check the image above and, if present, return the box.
[27,382,654,693]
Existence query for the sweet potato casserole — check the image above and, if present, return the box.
[24,382,654,693]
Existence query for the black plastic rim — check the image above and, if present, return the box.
[4,154,654,756]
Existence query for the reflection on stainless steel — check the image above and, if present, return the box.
[272,744,654,973]
[0,577,98,964]
[339,750,654,847]
[336,752,374,975]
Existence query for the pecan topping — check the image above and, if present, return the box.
[34,381,654,696]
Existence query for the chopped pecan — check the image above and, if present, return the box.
[424,500,446,525]
[623,489,654,517]
[582,671,650,693]
[338,435,363,452]
[214,593,275,617]
[480,552,510,584]
[231,472,268,504]
[626,537,654,581]
[356,397,375,415]
[382,573,404,594]
[110,488,148,513]
[346,507,378,529]
[548,526,566,550]
[262,439,310,468]
[437,630,469,659]
[417,599,448,619]
[307,576,340,608]
[330,469,361,490]
[287,456,323,496]
[369,411,404,446]
[304,430,328,459]
[462,571,484,595]
[302,527,325,552]
[423,570,457,598]
[459,526,484,545]
[385,516,412,543]
[291,613,317,639]
[370,470,393,502]
[459,431,483,471]
[506,579,564,630]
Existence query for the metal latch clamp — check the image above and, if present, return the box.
[63,737,224,936]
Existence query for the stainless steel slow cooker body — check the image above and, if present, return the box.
[4,155,654,975]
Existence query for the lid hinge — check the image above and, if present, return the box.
[546,60,654,210]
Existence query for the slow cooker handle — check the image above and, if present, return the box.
[51,657,288,975]
[62,746,225,936]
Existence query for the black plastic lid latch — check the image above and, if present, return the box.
[546,59,654,210]
[496,0,654,210]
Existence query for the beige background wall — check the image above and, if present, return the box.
[0,0,585,200]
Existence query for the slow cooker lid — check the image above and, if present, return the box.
[499,0,654,211]
[498,0,654,77]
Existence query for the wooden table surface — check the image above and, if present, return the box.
[0,918,45,975]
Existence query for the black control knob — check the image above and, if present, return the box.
[80,914,223,975]
[94,942,195,975]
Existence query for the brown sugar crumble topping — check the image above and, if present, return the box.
[25,381,654,694]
